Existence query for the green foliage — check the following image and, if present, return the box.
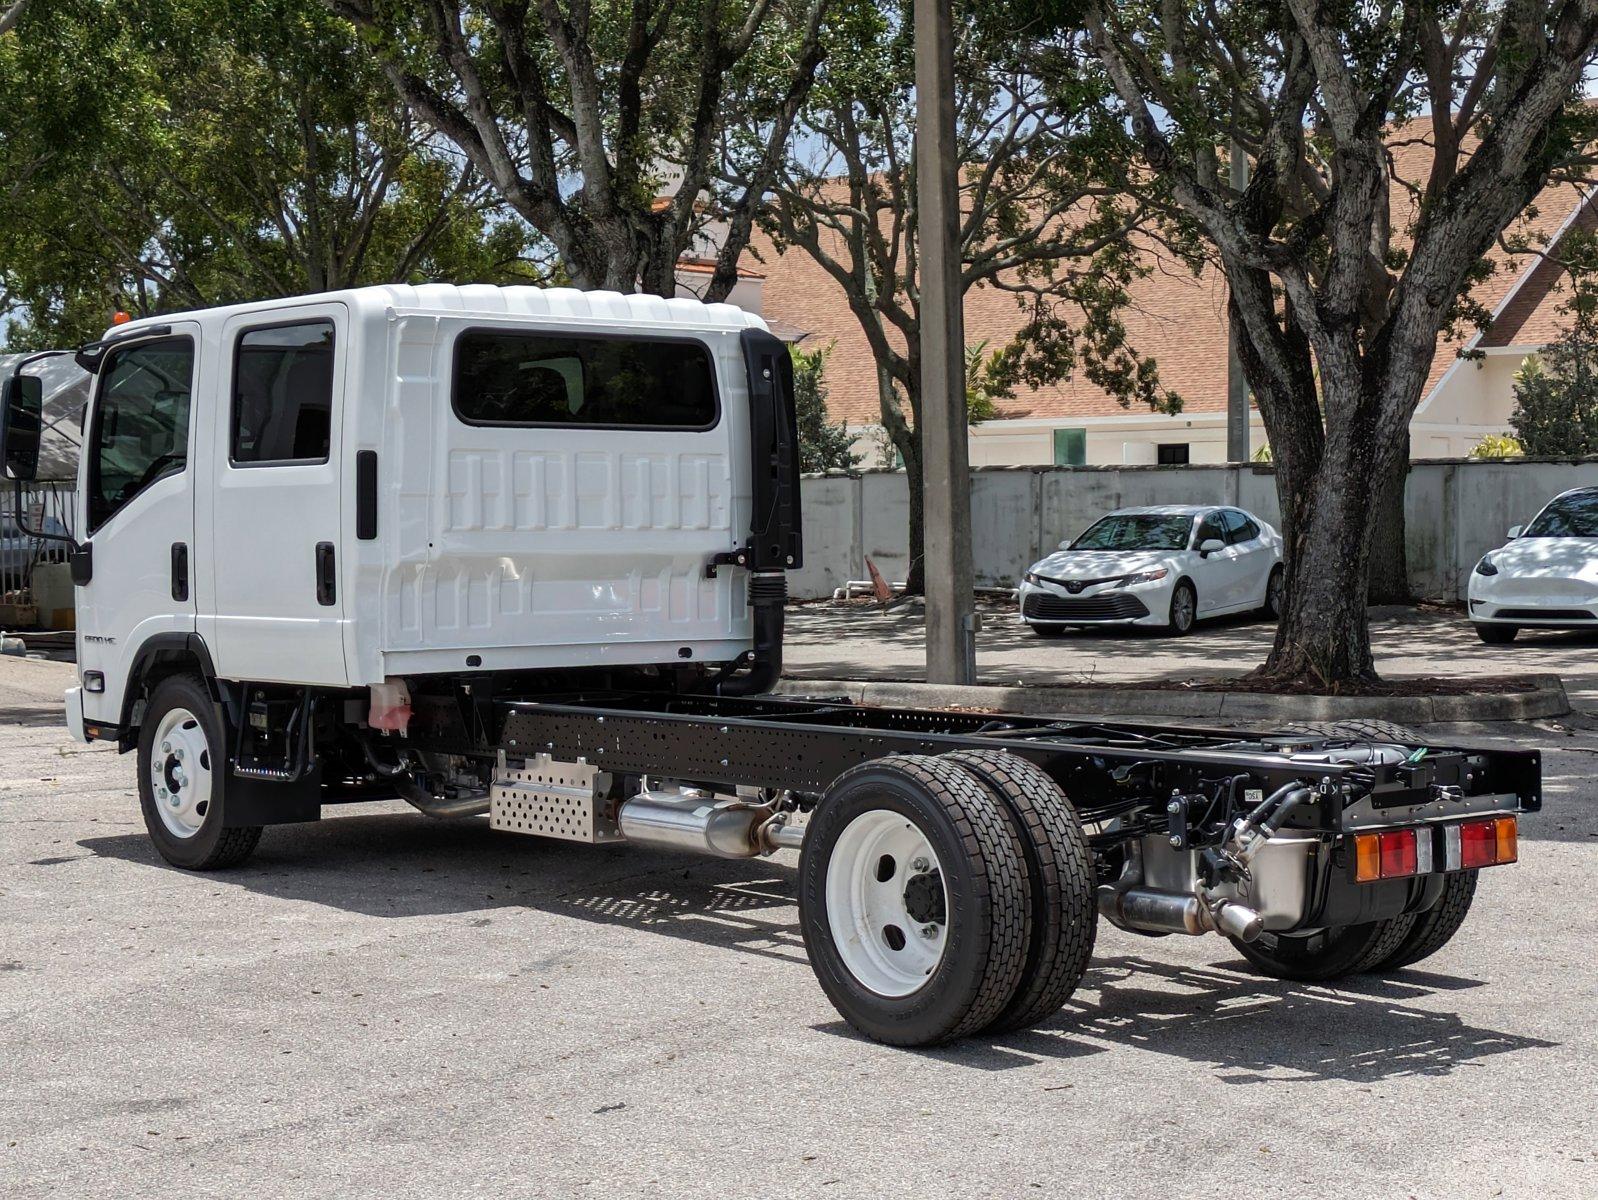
[0,0,538,347]
[1510,231,1598,457]
[791,343,859,473]
[334,0,826,297]
[1468,433,1524,460]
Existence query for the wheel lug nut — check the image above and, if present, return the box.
[920,925,938,939]
[911,857,929,873]
[174,749,184,761]
[161,741,171,753]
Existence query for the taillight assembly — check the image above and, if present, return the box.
[1354,816,1517,883]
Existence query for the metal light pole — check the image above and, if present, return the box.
[914,0,976,684]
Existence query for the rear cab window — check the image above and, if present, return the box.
[231,320,336,464]
[451,329,719,429]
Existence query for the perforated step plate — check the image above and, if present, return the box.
[489,754,621,843]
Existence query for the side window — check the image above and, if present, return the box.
[87,337,194,533]
[453,330,718,429]
[232,321,335,464]
[1194,512,1226,547]
[1223,510,1259,544]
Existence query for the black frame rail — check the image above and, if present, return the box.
[482,692,1541,822]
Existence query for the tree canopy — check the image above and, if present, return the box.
[328,0,831,299]
[0,0,537,347]
[1026,0,1598,682]
[757,0,1190,588]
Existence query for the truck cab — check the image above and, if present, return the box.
[49,285,796,741]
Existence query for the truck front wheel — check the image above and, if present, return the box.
[1228,915,1416,982]
[798,755,1031,1046]
[137,674,262,870]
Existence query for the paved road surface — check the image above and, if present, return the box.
[3,656,1595,1198]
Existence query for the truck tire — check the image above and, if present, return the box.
[1375,870,1479,971]
[1229,915,1417,982]
[798,755,1031,1046]
[137,674,262,871]
[941,750,1096,1034]
[1276,719,1424,745]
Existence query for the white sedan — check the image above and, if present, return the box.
[1468,485,1598,644]
[1018,505,1284,636]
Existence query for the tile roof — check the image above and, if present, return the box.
[753,127,1591,427]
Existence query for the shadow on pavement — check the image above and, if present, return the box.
[819,954,1554,1083]
[80,812,1555,1085]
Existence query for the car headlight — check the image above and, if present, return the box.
[1116,569,1169,587]
[1023,572,1041,585]
[1474,556,1499,577]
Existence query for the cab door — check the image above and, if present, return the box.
[198,305,347,685]
[75,328,201,725]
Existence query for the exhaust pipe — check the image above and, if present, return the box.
[617,788,806,858]
[1098,884,1264,942]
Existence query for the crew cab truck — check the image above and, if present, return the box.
[0,285,1539,1047]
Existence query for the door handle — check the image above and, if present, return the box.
[315,542,335,606]
[170,542,189,602]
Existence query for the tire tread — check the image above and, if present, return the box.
[942,750,1096,1034]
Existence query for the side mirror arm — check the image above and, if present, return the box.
[10,477,84,552]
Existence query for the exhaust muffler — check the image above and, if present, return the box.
[617,788,805,858]
[1098,883,1264,942]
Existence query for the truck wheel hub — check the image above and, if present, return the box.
[824,809,949,998]
[150,707,214,840]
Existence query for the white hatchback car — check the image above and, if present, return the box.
[1468,485,1598,644]
[1019,505,1284,636]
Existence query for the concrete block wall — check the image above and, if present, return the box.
[795,458,1598,601]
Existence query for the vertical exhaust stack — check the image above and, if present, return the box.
[720,328,803,697]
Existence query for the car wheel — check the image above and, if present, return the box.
[1030,623,1066,639]
[1165,581,1197,636]
[1475,623,1518,645]
[1263,565,1285,619]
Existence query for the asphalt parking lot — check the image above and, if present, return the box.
[784,602,1598,710]
[3,652,1597,1199]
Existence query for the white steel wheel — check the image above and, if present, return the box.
[824,809,949,997]
[148,706,215,840]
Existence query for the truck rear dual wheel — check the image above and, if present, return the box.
[1229,915,1417,982]
[137,674,262,871]
[798,752,1094,1046]
[1229,870,1480,980]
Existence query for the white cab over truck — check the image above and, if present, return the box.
[0,286,1538,1047]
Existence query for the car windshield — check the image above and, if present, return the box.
[1070,514,1194,551]
[1523,491,1598,538]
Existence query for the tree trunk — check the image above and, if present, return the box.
[1261,395,1383,685]
[1365,432,1410,605]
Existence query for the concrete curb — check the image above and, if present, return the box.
[775,673,1570,725]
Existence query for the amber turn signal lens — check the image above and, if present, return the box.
[1495,815,1518,865]
[1354,833,1382,882]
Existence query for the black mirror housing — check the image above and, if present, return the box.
[0,373,44,482]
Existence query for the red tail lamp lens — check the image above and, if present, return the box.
[1378,829,1418,879]
[1461,820,1497,869]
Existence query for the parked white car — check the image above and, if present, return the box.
[1019,505,1284,636]
[1468,486,1598,643]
